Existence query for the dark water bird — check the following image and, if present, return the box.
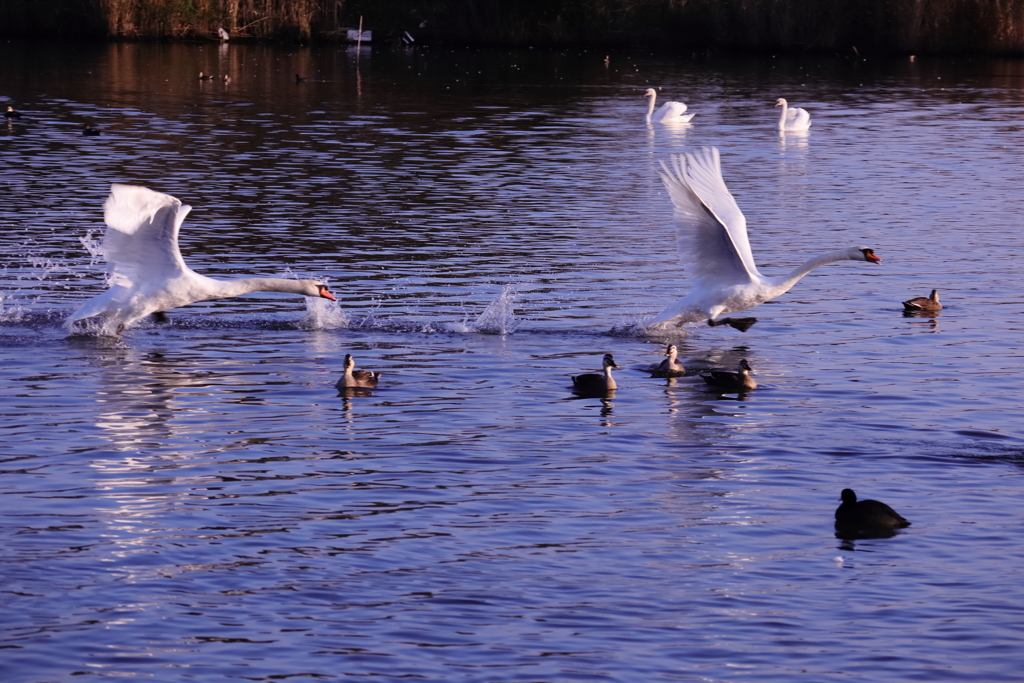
[222,74,232,84]
[646,148,882,331]
[66,184,336,335]
[295,74,307,83]
[701,359,756,392]
[81,123,101,136]
[650,343,686,377]
[335,354,381,390]
[835,488,910,538]
[5,105,22,119]
[198,71,212,80]
[903,289,941,312]
[572,353,618,395]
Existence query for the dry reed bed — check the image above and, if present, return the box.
[2,0,1024,54]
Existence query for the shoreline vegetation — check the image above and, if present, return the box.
[2,0,1024,55]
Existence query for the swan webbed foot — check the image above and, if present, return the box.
[708,317,758,332]
[151,311,169,324]
[725,317,757,332]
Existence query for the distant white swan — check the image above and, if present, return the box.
[644,88,695,124]
[647,148,881,331]
[775,98,811,131]
[67,184,336,335]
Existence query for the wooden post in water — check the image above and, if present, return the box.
[357,16,363,52]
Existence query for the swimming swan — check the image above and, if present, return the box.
[646,148,881,331]
[701,359,756,392]
[572,353,619,394]
[651,343,686,377]
[775,98,811,131]
[336,354,381,389]
[644,88,695,124]
[903,289,941,312]
[67,184,336,335]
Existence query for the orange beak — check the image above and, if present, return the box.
[866,252,882,264]
[319,286,337,301]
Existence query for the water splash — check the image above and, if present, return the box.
[79,230,104,264]
[27,257,73,281]
[282,270,348,330]
[64,314,121,337]
[0,292,26,322]
[448,284,520,335]
[299,294,349,330]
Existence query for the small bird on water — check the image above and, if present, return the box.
[701,359,756,392]
[335,354,381,390]
[572,353,618,395]
[5,105,23,119]
[902,289,941,312]
[650,343,685,377]
[834,488,910,538]
[82,123,101,136]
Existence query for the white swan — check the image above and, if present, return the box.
[775,98,811,131]
[67,184,336,335]
[644,88,695,124]
[647,148,881,331]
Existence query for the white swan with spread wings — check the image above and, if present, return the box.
[647,148,881,331]
[67,184,336,335]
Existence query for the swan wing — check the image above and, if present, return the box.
[786,107,811,129]
[657,148,760,284]
[655,101,688,121]
[101,184,192,289]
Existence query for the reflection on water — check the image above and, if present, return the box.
[1,41,1023,683]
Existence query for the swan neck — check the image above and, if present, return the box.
[778,101,787,129]
[216,277,312,297]
[646,92,655,121]
[774,249,853,291]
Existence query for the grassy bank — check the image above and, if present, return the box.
[2,0,1024,54]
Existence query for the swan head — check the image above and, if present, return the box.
[643,88,657,99]
[774,98,787,107]
[855,247,882,264]
[298,281,336,300]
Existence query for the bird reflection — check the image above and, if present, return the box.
[903,309,940,319]
[778,129,809,150]
[338,387,374,400]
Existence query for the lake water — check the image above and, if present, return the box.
[2,41,1023,682]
